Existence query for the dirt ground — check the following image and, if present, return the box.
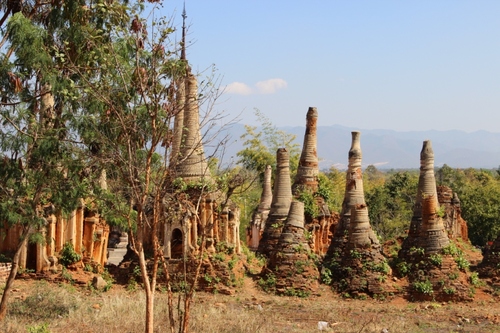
[3,271,500,333]
[3,242,500,332]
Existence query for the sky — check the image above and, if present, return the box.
[158,1,500,133]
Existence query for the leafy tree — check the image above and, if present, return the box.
[237,109,300,178]
[441,168,500,246]
[0,2,225,332]
[0,1,106,319]
[363,164,385,192]
[365,171,418,241]
[320,167,345,213]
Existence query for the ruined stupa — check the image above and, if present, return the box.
[173,72,212,183]
[478,234,500,277]
[291,107,335,255]
[263,201,320,296]
[397,141,472,301]
[417,194,450,253]
[400,140,439,255]
[257,148,293,257]
[326,131,365,259]
[437,185,468,241]
[247,165,273,251]
[170,10,211,184]
[292,107,320,195]
[335,203,393,296]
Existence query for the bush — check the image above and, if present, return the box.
[27,323,51,333]
[412,279,433,295]
[59,242,81,266]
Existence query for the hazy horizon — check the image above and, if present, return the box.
[160,1,500,133]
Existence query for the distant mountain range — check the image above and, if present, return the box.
[206,124,500,170]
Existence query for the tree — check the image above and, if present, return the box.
[1,2,226,332]
[365,171,418,241]
[237,109,300,178]
[0,1,104,319]
[66,4,228,332]
[449,169,500,246]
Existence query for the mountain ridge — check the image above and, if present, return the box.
[208,124,500,170]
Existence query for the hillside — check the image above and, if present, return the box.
[209,124,500,170]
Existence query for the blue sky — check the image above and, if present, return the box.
[160,1,500,133]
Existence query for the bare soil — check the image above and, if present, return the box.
[3,242,500,332]
[3,270,500,333]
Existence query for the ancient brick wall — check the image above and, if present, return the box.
[0,262,12,281]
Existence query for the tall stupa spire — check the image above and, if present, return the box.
[181,1,187,62]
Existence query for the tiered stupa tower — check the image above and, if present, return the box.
[257,148,293,257]
[292,107,319,195]
[291,107,333,255]
[400,140,439,255]
[247,165,273,251]
[171,6,211,183]
[338,203,393,296]
[327,131,365,257]
[264,201,320,295]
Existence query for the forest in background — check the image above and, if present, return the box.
[232,111,500,247]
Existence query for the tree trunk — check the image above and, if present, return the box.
[138,248,155,333]
[0,227,30,321]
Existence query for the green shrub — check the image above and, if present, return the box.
[27,323,51,333]
[412,279,433,295]
[469,272,482,286]
[429,253,443,266]
[59,242,81,266]
[396,261,411,276]
[320,267,332,285]
[455,256,470,271]
[257,273,276,293]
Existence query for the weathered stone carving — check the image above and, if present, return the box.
[247,165,273,251]
[292,107,319,195]
[174,73,212,183]
[437,185,468,241]
[257,148,293,257]
[401,140,440,255]
[327,131,365,257]
[337,203,393,296]
[264,201,320,295]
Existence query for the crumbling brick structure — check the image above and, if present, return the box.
[247,165,273,251]
[326,131,366,260]
[398,140,472,301]
[263,200,320,296]
[257,148,293,257]
[292,107,337,256]
[0,206,109,272]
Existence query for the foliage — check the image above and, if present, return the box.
[437,166,500,246]
[236,109,300,178]
[27,323,51,333]
[365,170,418,241]
[297,189,319,217]
[412,279,433,295]
[320,267,333,285]
[59,242,81,267]
[469,272,482,286]
[322,167,345,212]
[429,253,443,267]
[257,273,277,293]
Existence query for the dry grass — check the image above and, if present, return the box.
[3,279,500,333]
